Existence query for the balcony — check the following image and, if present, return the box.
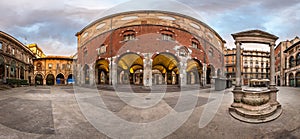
[226,63,235,67]
[243,65,249,68]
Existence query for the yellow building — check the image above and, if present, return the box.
[33,56,75,85]
[27,43,46,58]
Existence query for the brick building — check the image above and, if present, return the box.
[76,10,226,87]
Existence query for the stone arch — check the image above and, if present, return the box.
[186,58,203,85]
[289,56,295,68]
[0,55,5,82]
[296,52,300,66]
[10,60,16,78]
[95,58,109,84]
[56,73,66,85]
[206,64,215,84]
[296,72,300,87]
[46,74,55,85]
[289,73,295,87]
[35,73,44,85]
[152,52,179,85]
[277,75,280,86]
[117,52,143,85]
[67,74,75,84]
[83,64,90,84]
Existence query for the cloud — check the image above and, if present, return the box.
[0,0,299,55]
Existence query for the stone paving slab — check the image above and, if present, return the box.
[0,86,299,139]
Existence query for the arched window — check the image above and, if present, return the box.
[191,38,200,49]
[36,62,42,71]
[296,53,300,66]
[289,56,295,68]
[123,30,136,41]
[160,30,174,41]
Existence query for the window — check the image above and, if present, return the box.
[162,33,173,40]
[84,49,88,58]
[48,63,53,69]
[123,30,136,41]
[192,41,198,49]
[209,48,214,57]
[37,62,42,70]
[67,64,71,70]
[62,64,66,70]
[57,63,60,69]
[0,42,2,50]
[289,56,295,68]
[296,53,300,66]
[191,38,200,49]
[12,48,15,55]
[97,44,107,55]
[124,34,135,41]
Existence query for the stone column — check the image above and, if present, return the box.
[235,41,242,90]
[143,53,152,87]
[109,57,118,85]
[179,61,187,87]
[203,63,207,87]
[269,42,279,105]
[269,43,276,87]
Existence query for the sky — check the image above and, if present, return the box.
[0,0,299,56]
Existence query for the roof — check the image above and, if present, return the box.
[232,29,278,40]
[0,31,35,57]
[76,10,226,43]
[284,40,300,53]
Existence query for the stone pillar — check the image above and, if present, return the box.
[269,43,279,105]
[235,41,242,90]
[143,53,152,87]
[269,43,276,87]
[179,61,187,87]
[109,57,118,85]
[203,63,207,87]
[89,65,94,85]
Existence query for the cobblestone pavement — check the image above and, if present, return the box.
[0,86,299,139]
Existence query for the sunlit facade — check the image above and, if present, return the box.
[76,10,225,87]
[0,31,35,85]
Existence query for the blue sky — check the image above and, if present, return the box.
[0,0,299,55]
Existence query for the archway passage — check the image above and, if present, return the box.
[0,56,4,83]
[152,53,179,85]
[186,59,203,85]
[96,59,109,84]
[289,73,294,87]
[83,65,90,84]
[117,53,143,85]
[67,74,75,84]
[296,72,300,87]
[56,73,65,85]
[277,76,280,86]
[46,74,55,86]
[206,65,215,84]
[35,74,43,85]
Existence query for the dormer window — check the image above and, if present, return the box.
[123,30,136,41]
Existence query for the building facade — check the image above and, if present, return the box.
[33,56,74,85]
[225,48,270,86]
[76,10,226,87]
[0,31,35,85]
[27,43,46,58]
[283,38,300,87]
